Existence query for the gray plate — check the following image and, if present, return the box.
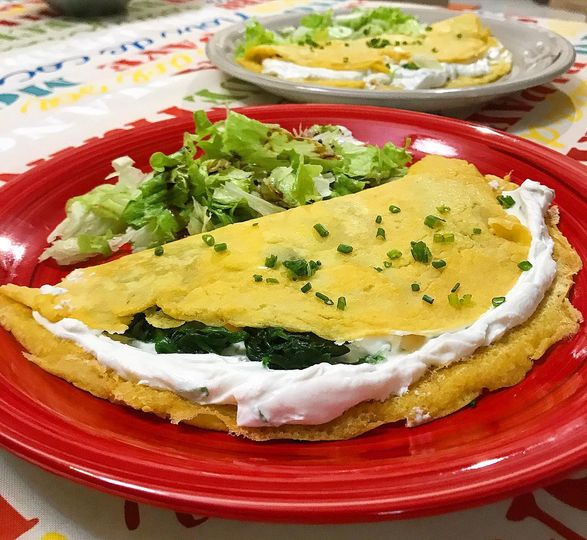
[207,6,575,112]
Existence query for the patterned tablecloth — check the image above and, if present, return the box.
[0,0,585,538]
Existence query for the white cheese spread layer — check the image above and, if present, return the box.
[261,47,512,90]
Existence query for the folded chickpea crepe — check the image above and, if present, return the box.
[0,155,581,441]
[236,8,513,91]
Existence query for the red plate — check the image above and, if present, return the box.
[0,105,585,523]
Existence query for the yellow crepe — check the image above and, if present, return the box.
[239,14,512,89]
[3,156,531,340]
[0,211,580,441]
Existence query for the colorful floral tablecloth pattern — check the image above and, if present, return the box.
[0,0,585,538]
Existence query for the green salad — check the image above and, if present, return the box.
[41,110,411,265]
[236,7,423,57]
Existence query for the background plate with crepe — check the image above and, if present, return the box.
[0,105,585,523]
[207,4,575,112]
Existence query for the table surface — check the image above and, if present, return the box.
[0,1,586,539]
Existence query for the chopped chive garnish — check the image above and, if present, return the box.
[376,227,386,240]
[448,292,460,308]
[451,282,461,293]
[253,274,263,282]
[424,215,445,229]
[383,261,392,268]
[316,292,334,305]
[432,259,446,269]
[497,194,516,209]
[265,254,278,267]
[422,294,434,304]
[437,205,451,214]
[411,283,420,292]
[461,294,472,306]
[472,228,482,235]
[337,244,353,254]
[202,234,215,246]
[337,297,347,311]
[448,291,473,308]
[313,223,329,238]
[375,215,383,224]
[492,296,506,307]
[434,232,455,243]
[456,33,463,38]
[266,277,279,284]
[300,282,312,293]
[518,260,533,271]
[374,266,383,272]
[214,243,227,252]
[389,205,401,214]
[410,240,432,263]
[154,246,164,256]
[283,258,320,280]
[387,249,402,260]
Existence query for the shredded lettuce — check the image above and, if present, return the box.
[336,7,422,39]
[236,6,423,58]
[42,110,410,265]
[40,157,148,265]
[235,20,280,57]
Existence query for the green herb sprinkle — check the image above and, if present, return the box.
[492,296,506,307]
[424,215,445,229]
[313,223,329,238]
[410,240,432,263]
[202,234,215,246]
[497,194,516,209]
[265,254,278,268]
[316,292,334,305]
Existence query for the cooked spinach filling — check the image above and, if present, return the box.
[124,313,350,370]
[125,313,247,355]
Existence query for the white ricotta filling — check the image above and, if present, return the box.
[261,47,512,90]
[33,179,555,428]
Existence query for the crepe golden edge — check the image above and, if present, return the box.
[0,212,581,441]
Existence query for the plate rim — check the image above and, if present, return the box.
[0,104,585,523]
[206,6,576,104]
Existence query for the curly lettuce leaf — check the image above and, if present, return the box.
[338,7,422,38]
[39,157,148,264]
[41,110,411,265]
[235,20,279,57]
